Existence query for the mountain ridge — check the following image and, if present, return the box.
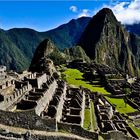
[0,17,91,71]
[78,8,140,76]
[0,10,140,72]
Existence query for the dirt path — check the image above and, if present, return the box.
[0,124,92,140]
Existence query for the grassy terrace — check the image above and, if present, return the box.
[90,101,97,130]
[83,101,97,131]
[105,97,137,114]
[83,108,91,130]
[62,68,108,131]
[63,68,110,94]
[129,123,140,138]
[61,67,140,137]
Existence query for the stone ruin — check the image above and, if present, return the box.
[0,65,139,140]
[61,87,85,126]
[0,65,92,140]
[0,66,6,80]
[94,93,139,139]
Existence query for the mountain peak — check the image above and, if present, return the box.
[98,8,114,15]
[78,7,140,76]
[77,8,119,58]
[94,8,118,24]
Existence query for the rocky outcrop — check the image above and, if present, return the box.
[29,38,90,73]
[29,39,57,75]
[78,8,140,76]
[64,46,90,62]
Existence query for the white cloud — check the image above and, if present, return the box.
[69,6,91,18]
[69,0,140,25]
[69,6,77,12]
[78,9,90,17]
[106,0,140,24]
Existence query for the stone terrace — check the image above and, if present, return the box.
[94,94,138,139]
[61,87,85,126]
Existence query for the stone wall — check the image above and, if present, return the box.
[56,82,67,122]
[100,131,138,140]
[81,90,85,127]
[26,73,47,89]
[35,80,57,115]
[0,131,88,140]
[126,98,140,111]
[0,109,55,131]
[30,134,84,140]
[0,83,32,110]
[58,122,98,140]
[36,73,47,88]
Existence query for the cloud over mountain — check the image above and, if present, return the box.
[70,0,140,25]
[78,9,90,17]
[69,5,91,18]
[109,0,140,25]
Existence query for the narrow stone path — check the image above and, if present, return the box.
[0,124,92,140]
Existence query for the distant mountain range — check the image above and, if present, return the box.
[0,10,140,72]
[0,17,90,71]
[126,24,140,36]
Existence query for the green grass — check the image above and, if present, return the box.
[63,68,110,94]
[90,101,97,130]
[105,97,137,114]
[129,123,140,138]
[83,108,91,130]
[62,67,140,137]
[98,136,104,140]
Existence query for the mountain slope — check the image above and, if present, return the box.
[29,39,90,73]
[0,17,91,71]
[42,17,91,50]
[78,8,140,76]
[64,46,90,62]
[7,28,43,61]
[126,24,140,36]
[0,13,140,72]
[29,39,57,73]
[0,29,29,71]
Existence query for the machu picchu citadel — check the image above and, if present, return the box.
[0,4,140,140]
[0,55,140,140]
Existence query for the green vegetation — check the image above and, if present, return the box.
[63,68,110,94]
[61,67,140,138]
[83,108,91,130]
[0,30,29,72]
[129,123,140,138]
[0,17,91,71]
[64,46,90,62]
[105,97,137,114]
[62,68,137,114]
[90,101,97,130]
[83,101,97,131]
[48,48,66,65]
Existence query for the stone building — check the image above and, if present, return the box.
[0,66,6,80]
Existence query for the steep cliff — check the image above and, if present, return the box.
[29,39,57,74]
[78,8,140,76]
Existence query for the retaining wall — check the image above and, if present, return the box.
[0,109,56,131]
[58,122,98,140]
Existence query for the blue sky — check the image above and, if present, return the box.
[0,0,138,31]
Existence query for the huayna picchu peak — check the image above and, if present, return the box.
[78,8,140,77]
